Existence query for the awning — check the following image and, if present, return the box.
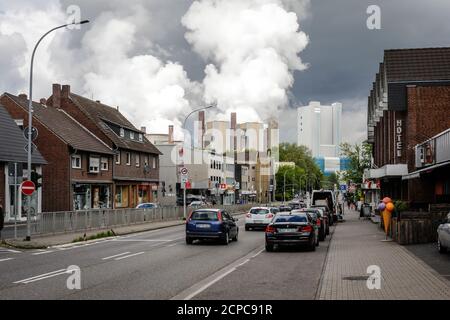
[402,160,450,180]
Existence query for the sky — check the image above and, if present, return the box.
[1,0,450,144]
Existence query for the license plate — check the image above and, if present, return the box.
[254,220,264,224]
[196,224,211,229]
[278,228,297,233]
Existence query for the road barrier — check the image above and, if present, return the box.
[28,204,260,236]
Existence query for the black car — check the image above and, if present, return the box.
[295,208,328,241]
[265,212,318,252]
[279,205,292,212]
[310,205,333,228]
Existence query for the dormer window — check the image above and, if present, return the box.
[130,131,135,140]
[139,133,143,142]
[120,128,125,137]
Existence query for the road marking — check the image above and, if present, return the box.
[0,249,21,254]
[102,252,131,260]
[251,249,264,258]
[113,238,175,242]
[0,258,14,262]
[170,246,264,300]
[114,252,145,261]
[166,243,178,248]
[14,268,68,284]
[32,250,54,255]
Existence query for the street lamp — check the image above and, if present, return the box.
[180,104,216,219]
[25,19,90,241]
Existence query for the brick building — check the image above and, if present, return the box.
[0,103,46,221]
[1,93,114,212]
[47,84,161,208]
[366,47,450,206]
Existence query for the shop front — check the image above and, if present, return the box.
[73,183,112,210]
[138,183,158,204]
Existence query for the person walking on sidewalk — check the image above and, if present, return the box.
[0,199,4,240]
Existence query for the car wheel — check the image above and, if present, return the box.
[186,237,194,245]
[265,243,274,252]
[222,232,230,245]
[438,237,447,254]
[310,236,316,251]
[245,225,250,231]
[233,231,239,242]
[326,226,330,235]
[319,230,325,241]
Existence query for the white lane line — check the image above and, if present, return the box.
[0,249,21,253]
[251,249,264,258]
[13,269,67,284]
[113,239,174,242]
[165,243,178,248]
[236,259,250,267]
[114,252,145,261]
[0,258,14,262]
[102,252,131,260]
[184,268,237,300]
[32,250,54,255]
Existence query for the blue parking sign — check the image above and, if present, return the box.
[340,184,347,191]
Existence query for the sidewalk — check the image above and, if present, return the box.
[317,209,450,300]
[1,219,185,249]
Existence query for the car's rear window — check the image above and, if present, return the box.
[191,211,219,221]
[274,215,307,223]
[250,208,269,215]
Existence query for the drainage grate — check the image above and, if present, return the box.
[342,275,369,281]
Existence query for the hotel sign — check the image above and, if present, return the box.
[396,119,403,158]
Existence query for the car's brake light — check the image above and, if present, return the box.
[266,213,274,219]
[217,211,223,221]
[301,225,313,232]
[265,225,276,233]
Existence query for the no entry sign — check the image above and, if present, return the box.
[21,180,35,196]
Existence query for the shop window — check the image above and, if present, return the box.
[73,184,91,210]
[89,156,100,173]
[72,155,81,169]
[126,152,131,165]
[115,185,129,208]
[136,154,140,167]
[101,157,108,171]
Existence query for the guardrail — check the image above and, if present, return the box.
[27,204,259,236]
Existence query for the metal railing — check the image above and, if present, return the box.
[415,128,450,169]
[28,204,257,236]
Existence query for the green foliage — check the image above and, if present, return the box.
[394,200,409,213]
[321,172,340,190]
[340,142,372,184]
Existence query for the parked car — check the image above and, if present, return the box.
[311,190,337,223]
[310,204,332,228]
[136,203,158,209]
[437,213,450,254]
[265,212,318,252]
[245,207,278,230]
[295,208,328,241]
[186,209,239,245]
[288,201,306,210]
[188,201,207,208]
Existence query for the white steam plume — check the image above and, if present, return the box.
[182,0,310,122]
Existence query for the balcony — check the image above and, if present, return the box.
[415,128,450,169]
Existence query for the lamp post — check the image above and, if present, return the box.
[181,104,216,219]
[25,20,89,241]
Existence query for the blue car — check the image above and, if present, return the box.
[186,209,239,245]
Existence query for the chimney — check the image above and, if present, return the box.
[198,110,205,149]
[18,93,28,101]
[61,85,70,99]
[168,125,174,144]
[141,126,146,133]
[52,84,61,108]
[40,98,47,105]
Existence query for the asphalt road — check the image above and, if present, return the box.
[0,214,332,300]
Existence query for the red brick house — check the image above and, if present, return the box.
[366,48,450,207]
[1,93,115,212]
[47,84,161,208]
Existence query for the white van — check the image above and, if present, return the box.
[311,190,338,223]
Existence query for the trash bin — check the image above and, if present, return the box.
[360,204,371,218]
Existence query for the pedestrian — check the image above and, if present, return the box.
[0,198,4,240]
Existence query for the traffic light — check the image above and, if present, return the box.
[30,171,43,189]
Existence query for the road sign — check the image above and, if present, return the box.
[21,180,35,196]
[185,181,192,189]
[181,176,189,184]
[340,184,347,191]
[24,143,37,154]
[23,127,38,141]
[180,167,188,175]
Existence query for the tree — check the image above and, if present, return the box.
[321,172,340,190]
[340,142,372,184]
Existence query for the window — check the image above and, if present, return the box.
[130,131,135,140]
[72,155,81,169]
[125,152,131,165]
[101,157,108,171]
[152,156,156,169]
[136,153,140,167]
[89,156,100,173]
[115,152,121,164]
[120,128,125,137]
[139,133,143,142]
[115,185,129,208]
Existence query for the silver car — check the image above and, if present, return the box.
[437,213,450,254]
